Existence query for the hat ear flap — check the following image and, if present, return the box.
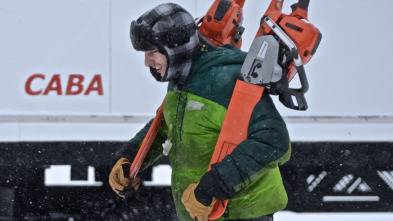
[166,26,189,48]
[130,22,157,51]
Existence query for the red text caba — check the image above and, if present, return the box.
[25,74,104,95]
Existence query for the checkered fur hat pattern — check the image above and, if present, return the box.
[130,3,199,84]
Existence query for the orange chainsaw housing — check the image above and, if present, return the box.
[279,15,321,81]
[256,0,321,81]
[198,0,245,48]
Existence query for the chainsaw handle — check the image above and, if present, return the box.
[294,64,309,94]
[276,61,309,110]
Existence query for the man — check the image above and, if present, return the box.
[109,3,290,221]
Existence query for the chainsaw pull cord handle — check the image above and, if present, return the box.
[290,0,310,20]
[266,0,309,14]
[298,0,310,11]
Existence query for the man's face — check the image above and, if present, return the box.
[144,50,167,77]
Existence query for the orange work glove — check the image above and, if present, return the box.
[109,158,140,197]
[181,183,217,221]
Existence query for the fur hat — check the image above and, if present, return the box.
[130,3,199,84]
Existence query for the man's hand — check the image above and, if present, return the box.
[109,158,140,197]
[181,183,217,221]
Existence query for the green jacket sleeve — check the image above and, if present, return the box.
[214,92,291,192]
[122,116,168,172]
[129,118,154,146]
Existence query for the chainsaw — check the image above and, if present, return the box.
[198,0,321,110]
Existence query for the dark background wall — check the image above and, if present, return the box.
[1,142,392,220]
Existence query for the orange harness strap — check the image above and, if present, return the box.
[208,80,264,220]
[129,98,165,179]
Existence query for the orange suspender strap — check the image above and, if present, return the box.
[127,80,264,220]
[129,97,165,179]
[208,80,265,220]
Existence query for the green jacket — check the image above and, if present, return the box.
[130,45,291,220]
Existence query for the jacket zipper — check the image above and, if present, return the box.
[174,90,188,211]
[173,91,181,210]
[179,96,187,141]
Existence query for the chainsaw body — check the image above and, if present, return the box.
[199,0,322,110]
